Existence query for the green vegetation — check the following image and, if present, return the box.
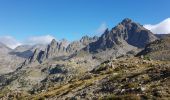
[94,64,108,72]
[109,73,123,81]
[0,87,10,98]
[143,55,151,60]
[125,82,139,89]
[102,94,141,100]
[0,57,169,99]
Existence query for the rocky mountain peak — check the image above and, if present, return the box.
[121,18,132,24]
[87,18,157,53]
[80,35,91,41]
[92,36,99,40]
[50,39,58,47]
[80,35,94,45]
[114,18,157,48]
[29,48,40,63]
[0,42,12,53]
[66,35,99,53]
[60,39,69,48]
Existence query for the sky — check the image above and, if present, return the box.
[0,0,170,49]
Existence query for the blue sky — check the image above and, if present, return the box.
[0,0,170,48]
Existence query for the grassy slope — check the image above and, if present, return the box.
[31,57,170,100]
[0,57,170,100]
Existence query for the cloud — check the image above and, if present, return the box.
[0,35,55,49]
[26,35,55,45]
[144,18,170,34]
[95,22,107,35]
[0,36,22,49]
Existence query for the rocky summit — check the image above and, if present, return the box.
[0,18,170,100]
[87,18,157,53]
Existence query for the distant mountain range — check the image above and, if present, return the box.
[21,18,159,66]
[0,18,167,74]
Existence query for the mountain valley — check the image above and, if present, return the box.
[0,18,170,100]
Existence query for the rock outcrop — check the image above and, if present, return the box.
[67,35,98,53]
[137,36,170,61]
[87,18,157,53]
[23,36,98,65]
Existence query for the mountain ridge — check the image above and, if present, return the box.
[0,18,169,100]
[87,18,157,53]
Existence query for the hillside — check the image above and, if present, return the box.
[0,18,169,100]
[137,36,170,61]
[0,56,169,100]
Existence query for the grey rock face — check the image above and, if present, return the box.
[29,49,41,63]
[60,39,70,48]
[10,44,46,59]
[121,18,157,48]
[10,45,33,59]
[0,43,25,75]
[46,39,67,58]
[87,18,157,53]
[24,36,99,65]
[67,36,98,53]
[80,35,98,45]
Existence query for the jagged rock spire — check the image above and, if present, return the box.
[50,39,58,47]
[60,39,69,48]
[121,18,132,24]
